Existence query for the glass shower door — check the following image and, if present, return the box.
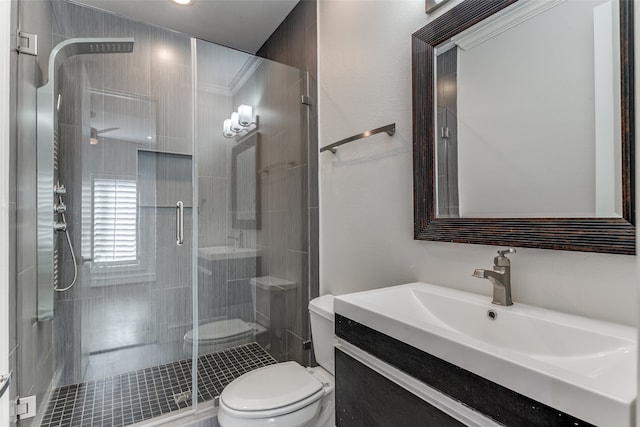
[195,38,312,369]
[48,9,199,416]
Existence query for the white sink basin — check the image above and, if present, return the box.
[198,245,261,261]
[334,282,636,427]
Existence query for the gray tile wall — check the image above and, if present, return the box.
[256,0,319,366]
[436,48,459,217]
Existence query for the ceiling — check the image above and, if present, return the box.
[72,0,300,53]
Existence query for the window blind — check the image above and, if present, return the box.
[93,178,137,264]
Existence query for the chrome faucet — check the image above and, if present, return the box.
[227,231,244,248]
[472,248,516,306]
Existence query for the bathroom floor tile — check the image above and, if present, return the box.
[40,343,276,427]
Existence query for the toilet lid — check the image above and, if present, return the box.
[184,319,254,343]
[221,361,323,412]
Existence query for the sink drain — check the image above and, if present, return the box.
[487,309,497,320]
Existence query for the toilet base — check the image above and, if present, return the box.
[217,366,335,427]
[183,321,267,355]
[183,337,252,356]
[309,368,335,427]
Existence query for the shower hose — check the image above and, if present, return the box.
[54,190,78,292]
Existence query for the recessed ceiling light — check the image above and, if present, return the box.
[171,0,193,6]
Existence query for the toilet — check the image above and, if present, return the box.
[217,294,336,427]
[184,319,265,355]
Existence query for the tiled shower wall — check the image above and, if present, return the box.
[256,0,319,366]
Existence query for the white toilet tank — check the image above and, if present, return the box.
[308,294,335,375]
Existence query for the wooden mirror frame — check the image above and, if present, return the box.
[412,0,635,255]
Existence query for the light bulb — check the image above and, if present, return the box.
[223,119,234,138]
[238,105,253,126]
[230,112,242,132]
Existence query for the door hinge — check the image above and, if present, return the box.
[441,127,450,139]
[15,395,37,420]
[301,95,312,106]
[17,31,38,56]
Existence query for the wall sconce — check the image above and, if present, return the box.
[89,127,99,145]
[223,104,258,139]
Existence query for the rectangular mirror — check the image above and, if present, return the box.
[434,0,622,218]
[412,0,635,254]
[231,132,260,229]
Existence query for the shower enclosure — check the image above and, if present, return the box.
[13,1,314,425]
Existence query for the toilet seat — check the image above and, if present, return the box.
[220,362,325,419]
[184,319,254,344]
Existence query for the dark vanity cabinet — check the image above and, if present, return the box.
[335,315,595,427]
[335,349,465,427]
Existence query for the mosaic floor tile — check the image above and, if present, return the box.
[41,343,276,427]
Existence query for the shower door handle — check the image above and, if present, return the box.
[176,201,184,246]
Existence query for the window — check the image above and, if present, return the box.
[93,178,137,265]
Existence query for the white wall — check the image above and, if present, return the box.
[318,0,637,327]
[456,0,619,217]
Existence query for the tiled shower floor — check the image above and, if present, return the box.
[41,343,276,427]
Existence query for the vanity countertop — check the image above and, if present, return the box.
[197,246,261,262]
[334,282,636,427]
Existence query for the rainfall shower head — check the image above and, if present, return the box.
[62,39,135,57]
[77,40,135,54]
[48,37,135,77]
